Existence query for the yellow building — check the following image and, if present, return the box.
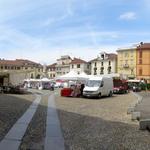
[0,59,43,85]
[136,43,150,83]
[117,47,136,79]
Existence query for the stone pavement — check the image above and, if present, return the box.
[134,91,150,120]
[0,94,41,150]
[0,90,65,150]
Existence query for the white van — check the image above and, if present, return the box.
[83,76,113,98]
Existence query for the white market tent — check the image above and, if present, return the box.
[23,78,52,89]
[79,72,89,79]
[56,70,88,81]
[40,77,51,82]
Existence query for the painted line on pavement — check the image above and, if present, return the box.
[45,94,65,150]
[0,94,41,150]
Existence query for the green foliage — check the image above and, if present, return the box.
[147,83,150,90]
[140,83,150,90]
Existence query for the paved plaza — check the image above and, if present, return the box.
[0,90,149,150]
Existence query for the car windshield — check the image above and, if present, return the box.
[86,80,101,87]
[114,81,122,87]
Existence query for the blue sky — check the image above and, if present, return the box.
[0,0,150,64]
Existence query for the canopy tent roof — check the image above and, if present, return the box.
[79,72,89,78]
[56,70,88,81]
[24,78,52,82]
[40,77,51,82]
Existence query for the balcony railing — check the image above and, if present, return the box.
[123,64,129,68]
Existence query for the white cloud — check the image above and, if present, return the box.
[119,12,137,20]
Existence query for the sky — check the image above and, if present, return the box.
[0,0,150,64]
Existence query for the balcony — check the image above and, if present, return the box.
[94,67,97,71]
[123,64,129,68]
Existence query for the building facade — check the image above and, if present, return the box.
[90,52,117,75]
[47,63,57,79]
[0,59,43,85]
[136,43,150,83]
[55,55,72,77]
[70,58,90,74]
[117,47,136,79]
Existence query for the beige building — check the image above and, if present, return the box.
[47,63,57,79]
[90,52,117,75]
[117,47,136,79]
[55,55,72,77]
[0,59,43,85]
[70,58,90,74]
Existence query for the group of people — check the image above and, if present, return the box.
[70,83,85,97]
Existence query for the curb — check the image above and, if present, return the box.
[127,92,143,120]
[139,119,150,131]
[131,112,141,121]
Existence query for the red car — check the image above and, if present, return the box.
[113,79,128,94]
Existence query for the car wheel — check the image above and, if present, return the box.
[109,91,113,97]
[98,93,101,98]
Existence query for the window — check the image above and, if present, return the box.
[139,59,142,64]
[87,64,90,69]
[31,74,34,78]
[77,64,80,68]
[94,62,97,67]
[1,66,3,69]
[5,66,7,69]
[108,61,111,66]
[139,51,142,58]
[131,51,133,57]
[120,60,123,66]
[100,67,104,74]
[121,53,123,58]
[125,60,128,64]
[108,66,111,74]
[101,62,103,66]
[72,64,74,68]
[139,69,142,75]
[131,69,134,75]
[125,52,128,57]
[101,54,104,59]
[94,67,97,75]
[130,59,133,65]
[100,81,104,87]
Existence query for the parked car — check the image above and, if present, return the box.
[54,82,64,88]
[113,79,128,94]
[42,82,54,91]
[9,85,27,94]
[127,79,141,92]
[132,84,141,92]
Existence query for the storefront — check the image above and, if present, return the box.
[0,73,9,86]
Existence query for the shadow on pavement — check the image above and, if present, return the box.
[57,108,150,150]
